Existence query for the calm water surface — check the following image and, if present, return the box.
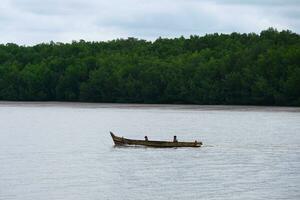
[0,102,300,200]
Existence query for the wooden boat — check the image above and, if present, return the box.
[110,132,202,148]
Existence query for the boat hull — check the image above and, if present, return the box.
[110,132,202,148]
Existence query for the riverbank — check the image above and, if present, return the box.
[1,101,299,112]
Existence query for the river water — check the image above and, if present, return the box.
[0,102,299,200]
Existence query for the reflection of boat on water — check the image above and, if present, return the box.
[110,132,202,148]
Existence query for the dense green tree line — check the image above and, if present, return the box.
[0,28,299,105]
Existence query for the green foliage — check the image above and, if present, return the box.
[0,28,299,105]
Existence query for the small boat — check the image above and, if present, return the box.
[110,132,202,148]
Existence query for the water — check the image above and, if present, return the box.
[0,102,299,200]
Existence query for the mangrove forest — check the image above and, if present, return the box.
[0,28,299,105]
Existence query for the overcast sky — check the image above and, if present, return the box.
[1,0,299,45]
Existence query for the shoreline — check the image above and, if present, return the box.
[0,101,299,112]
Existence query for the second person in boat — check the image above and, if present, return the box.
[173,135,178,142]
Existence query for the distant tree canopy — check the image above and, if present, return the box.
[0,28,299,105]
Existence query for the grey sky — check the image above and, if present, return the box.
[1,0,299,45]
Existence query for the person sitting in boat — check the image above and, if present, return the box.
[173,135,178,142]
[144,136,148,141]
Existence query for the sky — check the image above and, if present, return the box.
[1,0,299,45]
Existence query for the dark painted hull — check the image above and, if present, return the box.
[110,132,202,148]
